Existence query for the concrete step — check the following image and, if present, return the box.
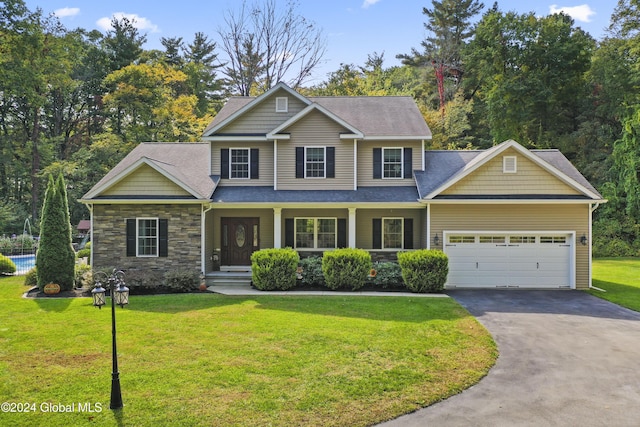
[206,271,252,287]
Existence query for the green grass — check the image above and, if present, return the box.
[0,276,496,427]
[590,258,640,312]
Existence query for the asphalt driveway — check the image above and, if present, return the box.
[380,290,640,427]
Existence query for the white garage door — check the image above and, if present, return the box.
[444,233,573,289]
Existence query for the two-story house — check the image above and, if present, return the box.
[81,83,605,289]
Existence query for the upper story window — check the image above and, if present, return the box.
[230,148,250,179]
[383,148,403,178]
[373,147,412,179]
[276,97,288,112]
[305,147,326,178]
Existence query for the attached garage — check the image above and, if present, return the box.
[444,232,574,289]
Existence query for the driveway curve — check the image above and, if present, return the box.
[380,290,640,427]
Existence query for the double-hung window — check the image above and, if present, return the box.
[295,218,337,249]
[305,147,326,178]
[383,218,403,249]
[383,148,403,178]
[230,148,250,179]
[137,218,158,256]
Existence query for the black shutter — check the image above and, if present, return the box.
[326,147,335,178]
[285,218,295,247]
[403,148,413,179]
[295,147,304,178]
[250,148,259,179]
[159,219,168,257]
[372,218,382,249]
[221,148,229,179]
[403,218,413,249]
[337,218,346,248]
[126,219,136,257]
[373,148,382,179]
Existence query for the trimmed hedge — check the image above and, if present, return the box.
[251,248,299,291]
[0,253,16,275]
[397,250,449,293]
[322,248,371,291]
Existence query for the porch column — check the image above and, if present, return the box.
[273,207,282,248]
[348,207,356,248]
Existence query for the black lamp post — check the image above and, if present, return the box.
[92,269,129,410]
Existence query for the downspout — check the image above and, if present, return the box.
[201,203,214,275]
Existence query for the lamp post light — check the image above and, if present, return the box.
[92,269,129,410]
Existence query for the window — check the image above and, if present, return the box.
[449,235,475,244]
[137,218,158,256]
[510,236,536,244]
[276,97,288,112]
[305,147,326,178]
[479,236,506,244]
[295,218,337,249]
[503,156,517,173]
[230,149,249,179]
[383,148,403,178]
[540,236,567,244]
[383,218,403,249]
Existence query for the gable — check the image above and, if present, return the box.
[214,88,309,135]
[102,164,193,197]
[441,147,582,196]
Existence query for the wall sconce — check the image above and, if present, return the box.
[433,233,440,246]
[580,234,588,246]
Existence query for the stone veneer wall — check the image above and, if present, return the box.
[298,250,398,263]
[92,204,202,274]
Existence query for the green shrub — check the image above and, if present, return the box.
[164,269,200,292]
[119,268,164,293]
[74,264,92,289]
[14,234,35,252]
[397,250,448,293]
[593,238,636,258]
[24,267,38,287]
[251,248,299,291]
[298,256,325,287]
[322,248,371,291]
[368,262,404,289]
[0,238,11,254]
[0,254,16,275]
[76,248,91,260]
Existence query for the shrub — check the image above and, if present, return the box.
[322,248,371,291]
[368,262,404,289]
[76,248,91,260]
[24,267,38,287]
[0,253,16,275]
[251,248,299,291]
[74,264,92,289]
[119,268,164,293]
[398,250,449,293]
[0,238,11,254]
[298,256,325,287]
[164,269,200,292]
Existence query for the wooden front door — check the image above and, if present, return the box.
[221,218,260,265]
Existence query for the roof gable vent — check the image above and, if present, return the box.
[503,155,517,173]
[276,97,288,112]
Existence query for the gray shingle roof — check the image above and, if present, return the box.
[211,186,420,204]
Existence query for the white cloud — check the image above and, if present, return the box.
[362,0,382,9]
[549,4,596,23]
[96,12,159,33]
[54,7,80,19]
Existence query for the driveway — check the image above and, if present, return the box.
[379,290,640,427]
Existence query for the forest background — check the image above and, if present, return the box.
[1,0,638,257]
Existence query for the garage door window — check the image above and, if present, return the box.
[510,236,536,244]
[449,235,475,243]
[540,236,568,244]
[479,236,506,244]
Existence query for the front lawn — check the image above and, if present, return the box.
[590,258,640,312]
[0,276,496,427]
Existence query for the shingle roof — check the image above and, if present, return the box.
[83,143,215,200]
[211,186,420,204]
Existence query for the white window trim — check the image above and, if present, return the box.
[304,146,326,179]
[382,147,404,179]
[294,217,337,249]
[275,97,288,112]
[503,155,517,173]
[382,217,404,249]
[229,148,251,180]
[137,217,159,257]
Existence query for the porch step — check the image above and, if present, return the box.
[206,270,252,287]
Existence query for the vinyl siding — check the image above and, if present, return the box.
[358,141,422,187]
[442,147,582,196]
[211,141,274,186]
[277,110,354,190]
[429,204,591,289]
[218,89,308,135]
[356,208,424,249]
[103,165,192,197]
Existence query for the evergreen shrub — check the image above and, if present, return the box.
[163,269,200,292]
[368,262,404,289]
[322,248,371,291]
[251,248,299,291]
[0,254,16,275]
[398,250,448,293]
[298,256,325,287]
[24,267,38,287]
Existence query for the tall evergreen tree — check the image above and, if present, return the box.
[36,174,75,290]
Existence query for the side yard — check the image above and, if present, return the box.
[0,276,496,427]
[589,258,640,312]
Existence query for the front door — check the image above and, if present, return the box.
[221,218,260,265]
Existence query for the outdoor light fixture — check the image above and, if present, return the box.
[433,233,440,247]
[92,269,129,410]
[580,234,588,246]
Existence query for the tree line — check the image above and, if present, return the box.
[0,0,638,256]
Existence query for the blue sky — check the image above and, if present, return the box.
[26,0,617,83]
